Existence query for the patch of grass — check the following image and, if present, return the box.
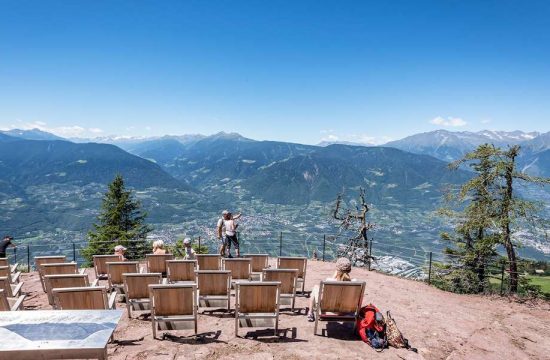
[525,275,550,294]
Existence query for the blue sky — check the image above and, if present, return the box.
[0,0,549,144]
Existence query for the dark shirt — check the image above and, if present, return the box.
[0,239,12,254]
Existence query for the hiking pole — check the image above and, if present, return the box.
[500,264,505,296]
[322,234,326,262]
[368,238,373,271]
[428,252,433,285]
[73,243,76,262]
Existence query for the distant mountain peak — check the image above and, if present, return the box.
[1,128,65,141]
[208,131,251,141]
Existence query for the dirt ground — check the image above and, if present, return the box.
[20,259,550,360]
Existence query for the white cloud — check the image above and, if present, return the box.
[319,130,391,145]
[0,120,104,138]
[481,119,492,124]
[430,116,467,127]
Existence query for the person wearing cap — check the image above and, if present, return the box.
[183,238,196,260]
[217,210,242,257]
[114,245,127,261]
[307,257,354,322]
[0,235,15,259]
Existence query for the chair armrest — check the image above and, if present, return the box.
[10,263,19,273]
[162,278,168,285]
[12,282,23,297]
[11,271,21,284]
[91,279,99,287]
[11,294,25,311]
[79,268,86,275]
[108,291,117,310]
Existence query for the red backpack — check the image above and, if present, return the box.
[356,304,387,349]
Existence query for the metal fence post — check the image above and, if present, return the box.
[27,245,31,272]
[279,232,282,257]
[73,243,76,262]
[13,246,17,263]
[428,252,433,285]
[368,238,373,271]
[198,236,201,253]
[322,234,326,261]
[500,264,505,296]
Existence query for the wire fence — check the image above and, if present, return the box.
[4,230,548,298]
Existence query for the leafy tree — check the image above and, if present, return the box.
[82,174,152,263]
[441,144,549,294]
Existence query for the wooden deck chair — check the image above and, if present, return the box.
[262,269,298,311]
[0,276,23,298]
[34,255,67,291]
[146,254,174,275]
[223,258,252,284]
[196,254,221,270]
[106,261,140,292]
[52,286,116,310]
[313,280,366,336]
[42,262,84,277]
[277,257,307,293]
[0,265,21,284]
[123,273,162,318]
[0,257,19,274]
[234,281,281,337]
[0,289,25,311]
[243,254,269,280]
[195,270,231,310]
[149,283,198,339]
[44,274,95,306]
[166,260,197,283]
[93,255,122,280]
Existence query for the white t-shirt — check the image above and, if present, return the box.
[217,218,237,236]
[184,247,196,260]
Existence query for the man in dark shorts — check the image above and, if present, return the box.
[0,235,15,258]
[217,210,242,258]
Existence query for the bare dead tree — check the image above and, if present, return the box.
[333,188,375,266]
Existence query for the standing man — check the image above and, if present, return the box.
[217,210,242,258]
[217,210,229,257]
[0,235,16,259]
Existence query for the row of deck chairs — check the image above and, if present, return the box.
[0,257,25,311]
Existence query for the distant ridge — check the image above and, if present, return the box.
[1,128,65,141]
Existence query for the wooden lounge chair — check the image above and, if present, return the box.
[222,258,252,284]
[44,273,96,306]
[149,283,198,339]
[0,288,25,311]
[146,254,174,275]
[0,265,21,284]
[93,254,122,280]
[106,261,140,293]
[234,281,281,337]
[166,260,197,283]
[243,254,269,280]
[52,286,117,310]
[0,257,19,274]
[34,255,67,291]
[42,262,85,277]
[195,270,231,311]
[277,257,307,293]
[0,276,23,298]
[123,273,162,318]
[313,280,366,336]
[262,268,298,311]
[196,254,221,270]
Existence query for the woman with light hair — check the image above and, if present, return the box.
[152,240,166,255]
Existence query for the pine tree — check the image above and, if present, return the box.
[82,174,152,263]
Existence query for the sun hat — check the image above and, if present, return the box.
[114,245,127,251]
[335,257,352,273]
[222,210,229,215]
[183,238,191,245]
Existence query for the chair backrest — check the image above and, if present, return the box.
[195,270,231,296]
[277,257,307,278]
[0,258,9,268]
[166,260,196,282]
[42,262,78,276]
[34,256,67,271]
[150,284,196,316]
[237,282,280,313]
[196,254,221,270]
[243,254,269,272]
[262,269,298,294]
[146,254,174,273]
[0,266,11,278]
[53,286,109,310]
[0,277,13,297]
[45,274,89,290]
[93,255,122,276]
[0,289,11,311]
[319,281,365,313]
[107,261,140,286]
[123,273,162,299]
[223,258,251,280]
